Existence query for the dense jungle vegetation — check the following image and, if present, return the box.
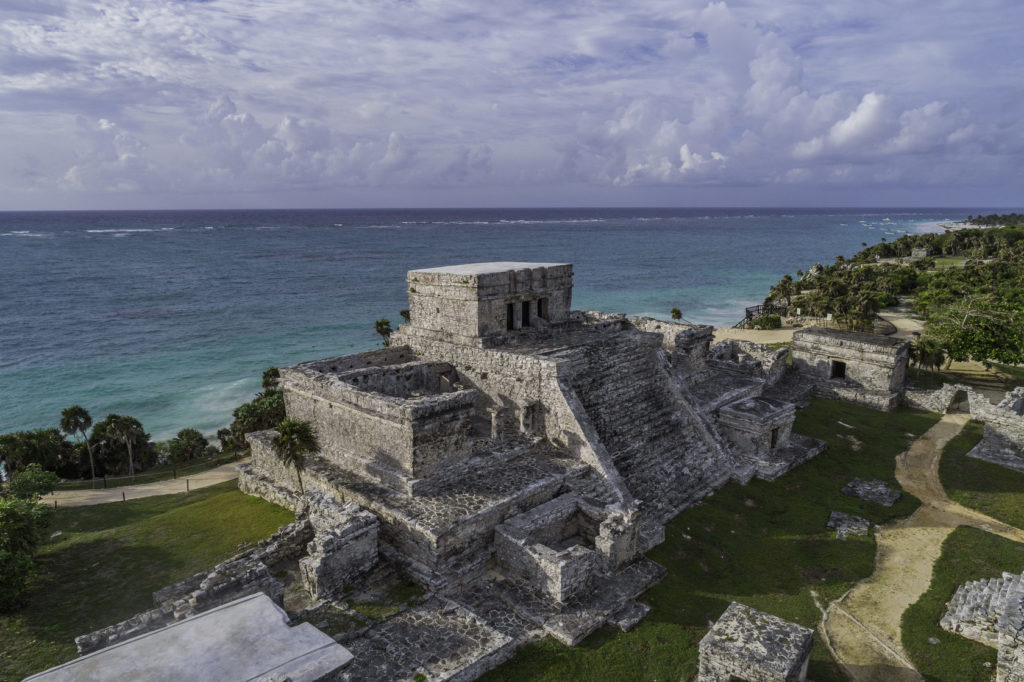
[763,222,1024,366]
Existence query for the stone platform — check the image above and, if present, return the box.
[28,593,351,682]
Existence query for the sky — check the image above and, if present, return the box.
[0,0,1022,209]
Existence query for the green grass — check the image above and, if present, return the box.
[932,256,968,270]
[939,420,1024,528]
[0,481,293,681]
[55,452,240,490]
[480,401,940,682]
[903,526,1024,682]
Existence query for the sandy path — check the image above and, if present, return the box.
[41,459,248,507]
[824,413,1024,682]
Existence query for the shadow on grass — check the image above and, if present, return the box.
[939,421,1024,529]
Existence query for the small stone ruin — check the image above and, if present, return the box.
[941,570,1024,681]
[698,601,814,682]
[841,477,901,507]
[791,327,910,411]
[827,511,871,539]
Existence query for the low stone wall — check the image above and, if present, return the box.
[300,492,380,600]
[904,383,964,413]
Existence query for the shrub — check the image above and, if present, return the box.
[3,464,59,500]
[752,314,782,329]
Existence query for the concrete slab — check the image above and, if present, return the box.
[410,262,569,276]
[27,593,352,682]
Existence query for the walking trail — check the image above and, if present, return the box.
[41,459,248,507]
[822,412,1024,682]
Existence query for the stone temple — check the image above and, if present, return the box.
[67,262,833,681]
[238,263,824,656]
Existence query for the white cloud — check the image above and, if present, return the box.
[0,0,1021,206]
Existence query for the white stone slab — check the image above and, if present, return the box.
[26,593,352,682]
[411,262,569,275]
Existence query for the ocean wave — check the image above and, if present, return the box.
[86,227,176,234]
[1,230,49,237]
[396,218,611,226]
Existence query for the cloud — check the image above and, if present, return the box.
[0,0,1022,206]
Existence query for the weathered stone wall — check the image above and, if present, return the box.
[495,495,600,603]
[299,493,379,600]
[337,361,461,397]
[904,382,964,413]
[792,327,909,411]
[389,326,635,505]
[406,263,573,341]
[280,361,479,482]
[628,317,715,375]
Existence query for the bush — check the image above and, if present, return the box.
[3,464,59,500]
[0,549,35,612]
[752,314,782,329]
[0,496,53,612]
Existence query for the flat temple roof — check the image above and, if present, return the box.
[410,262,570,276]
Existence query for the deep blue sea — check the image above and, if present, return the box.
[0,208,974,440]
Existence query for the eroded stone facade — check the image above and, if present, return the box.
[792,326,910,410]
[234,262,827,677]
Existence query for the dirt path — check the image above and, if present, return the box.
[823,413,1024,681]
[41,459,248,507]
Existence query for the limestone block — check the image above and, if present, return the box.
[698,602,813,682]
[299,494,379,600]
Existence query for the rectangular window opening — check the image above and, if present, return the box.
[521,300,531,327]
[830,360,847,379]
[537,297,548,320]
[770,427,780,449]
[506,302,515,331]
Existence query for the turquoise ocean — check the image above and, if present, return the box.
[0,208,974,440]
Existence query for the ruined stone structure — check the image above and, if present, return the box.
[791,327,910,410]
[698,602,814,682]
[233,261,825,672]
[905,384,1024,471]
[942,571,1024,681]
[69,262,827,681]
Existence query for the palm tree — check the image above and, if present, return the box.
[670,307,682,320]
[375,318,393,347]
[272,419,319,494]
[106,414,144,478]
[60,405,97,485]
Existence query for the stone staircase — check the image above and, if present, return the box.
[941,571,1024,646]
[568,333,732,521]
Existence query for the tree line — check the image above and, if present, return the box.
[763,224,1024,367]
[0,367,289,484]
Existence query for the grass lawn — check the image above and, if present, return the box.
[0,481,293,681]
[902,526,1024,682]
[932,256,969,270]
[939,420,1024,529]
[480,401,940,682]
